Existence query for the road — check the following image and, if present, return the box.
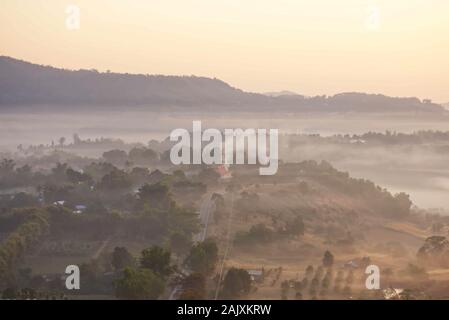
[214,192,234,300]
[193,192,215,243]
[168,191,217,300]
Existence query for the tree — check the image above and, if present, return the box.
[140,246,172,278]
[197,167,220,184]
[432,222,444,233]
[170,232,192,256]
[137,182,173,210]
[322,250,334,267]
[58,137,66,147]
[0,159,17,188]
[128,147,158,165]
[235,223,274,245]
[285,217,305,237]
[98,169,131,191]
[83,162,117,180]
[394,192,412,217]
[346,270,354,284]
[130,167,150,184]
[0,159,15,174]
[305,265,314,278]
[0,208,49,284]
[102,149,128,166]
[115,267,165,300]
[51,163,69,181]
[66,168,92,185]
[179,273,206,300]
[8,192,38,208]
[41,184,72,204]
[222,268,251,298]
[15,164,32,183]
[173,169,186,180]
[79,260,102,291]
[2,287,17,299]
[112,247,134,271]
[184,239,218,274]
[73,133,82,145]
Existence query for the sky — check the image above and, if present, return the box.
[1,0,449,102]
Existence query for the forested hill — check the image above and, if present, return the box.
[0,56,444,113]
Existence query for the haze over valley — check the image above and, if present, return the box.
[2,0,449,302]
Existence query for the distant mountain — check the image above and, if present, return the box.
[0,56,445,113]
[263,91,302,97]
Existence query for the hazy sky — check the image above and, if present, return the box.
[1,0,449,102]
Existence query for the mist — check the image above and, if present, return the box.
[2,108,449,210]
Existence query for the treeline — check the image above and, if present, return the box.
[0,159,33,189]
[288,130,449,146]
[0,208,49,285]
[86,239,219,299]
[282,161,412,218]
[0,160,205,246]
[0,158,211,216]
[41,182,200,243]
[355,130,449,144]
[0,157,213,193]
[235,217,305,246]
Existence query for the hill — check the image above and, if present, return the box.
[0,56,444,113]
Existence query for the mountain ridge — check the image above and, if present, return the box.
[0,56,444,113]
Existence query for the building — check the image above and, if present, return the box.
[247,269,264,282]
[214,164,232,180]
[73,205,87,214]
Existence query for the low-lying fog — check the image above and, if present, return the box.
[2,108,449,210]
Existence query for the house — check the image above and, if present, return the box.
[247,269,264,282]
[73,205,87,214]
[215,164,232,179]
